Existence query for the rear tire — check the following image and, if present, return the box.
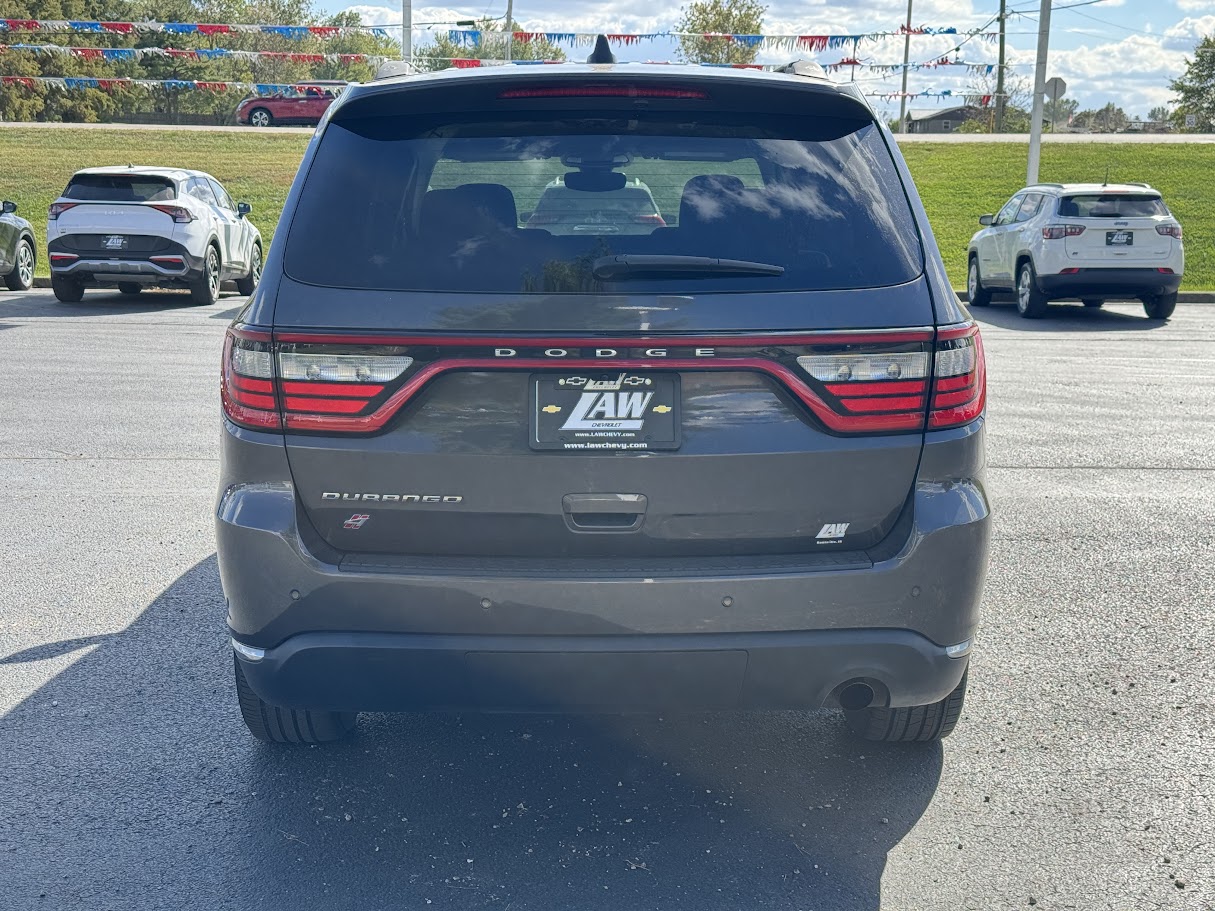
[234,655,357,743]
[51,275,84,303]
[189,245,221,305]
[117,282,142,297]
[1143,292,1177,320]
[966,256,992,307]
[1081,298,1103,309]
[235,243,261,296]
[846,669,968,743]
[1015,261,1049,319]
[4,238,35,291]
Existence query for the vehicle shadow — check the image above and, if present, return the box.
[0,288,243,318]
[972,300,1166,332]
[0,556,942,911]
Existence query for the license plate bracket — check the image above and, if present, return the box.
[103,235,128,251]
[1106,231,1133,246]
[530,372,681,451]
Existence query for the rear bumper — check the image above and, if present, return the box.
[234,629,969,712]
[1036,267,1182,297]
[217,418,991,711]
[48,238,202,284]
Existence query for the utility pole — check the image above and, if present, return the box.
[400,0,411,61]
[1026,0,1052,185]
[995,0,1006,133]
[897,0,913,133]
[504,0,514,62]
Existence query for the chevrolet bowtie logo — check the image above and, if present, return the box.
[653,405,672,413]
[542,404,561,413]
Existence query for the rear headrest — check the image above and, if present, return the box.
[1057,199,1079,217]
[679,175,746,230]
[422,183,518,232]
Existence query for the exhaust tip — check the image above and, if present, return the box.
[839,682,875,712]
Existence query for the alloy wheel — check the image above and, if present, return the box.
[17,242,33,287]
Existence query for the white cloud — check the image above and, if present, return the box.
[1175,0,1215,11]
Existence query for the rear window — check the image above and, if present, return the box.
[1059,194,1169,218]
[64,175,176,202]
[285,111,923,293]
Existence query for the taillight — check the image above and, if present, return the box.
[278,349,412,423]
[1156,224,1182,238]
[1042,225,1085,240]
[49,253,78,264]
[499,86,709,99]
[149,204,195,223]
[635,214,667,226]
[221,328,280,431]
[49,202,79,220]
[799,350,930,432]
[928,324,986,429]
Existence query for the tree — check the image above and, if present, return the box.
[675,0,766,66]
[1043,95,1079,131]
[964,72,1031,132]
[413,19,566,71]
[1148,105,1171,123]
[1073,103,1128,133]
[1170,35,1215,131]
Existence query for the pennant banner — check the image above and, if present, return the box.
[0,42,384,64]
[0,19,997,46]
[1,74,343,92]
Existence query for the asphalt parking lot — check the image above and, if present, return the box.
[0,288,1211,911]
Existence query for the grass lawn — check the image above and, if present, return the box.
[2,128,1210,289]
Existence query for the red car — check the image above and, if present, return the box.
[235,81,348,127]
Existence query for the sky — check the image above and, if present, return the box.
[321,0,1215,117]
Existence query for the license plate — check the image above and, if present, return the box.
[530,372,681,451]
[1106,231,1133,246]
[103,235,128,251]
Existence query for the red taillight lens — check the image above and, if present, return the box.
[222,328,280,430]
[1043,224,1085,240]
[150,255,185,267]
[799,349,930,432]
[277,348,413,429]
[928,324,986,429]
[1156,224,1182,239]
[49,253,78,264]
[149,204,195,223]
[499,86,709,99]
[49,202,79,220]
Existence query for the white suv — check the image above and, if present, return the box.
[47,166,262,305]
[967,183,1184,320]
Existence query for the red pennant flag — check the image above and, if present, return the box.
[451,58,481,68]
[797,35,829,52]
[197,24,230,35]
[309,26,340,37]
[73,47,104,59]
[101,22,134,34]
[289,53,324,63]
[4,20,39,30]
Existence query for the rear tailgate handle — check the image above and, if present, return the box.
[562,493,648,533]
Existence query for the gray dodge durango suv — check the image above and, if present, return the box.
[218,50,991,744]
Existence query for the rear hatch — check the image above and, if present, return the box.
[230,72,982,560]
[1059,191,1177,264]
[50,173,184,255]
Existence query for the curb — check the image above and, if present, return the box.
[30,276,1215,302]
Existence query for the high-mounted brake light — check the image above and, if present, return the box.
[149,204,195,223]
[1156,224,1182,239]
[499,86,709,99]
[48,202,78,220]
[1042,224,1085,240]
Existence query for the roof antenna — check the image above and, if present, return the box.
[587,34,616,64]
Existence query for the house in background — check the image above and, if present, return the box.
[904,106,975,134]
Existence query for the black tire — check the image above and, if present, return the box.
[234,655,357,743]
[51,274,84,303]
[4,237,35,291]
[189,245,221,305]
[1143,292,1177,320]
[248,107,273,128]
[1081,298,1103,309]
[235,243,261,296]
[117,282,142,297]
[846,670,968,743]
[966,256,992,307]
[1015,261,1049,319]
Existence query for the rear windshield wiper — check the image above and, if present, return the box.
[591,255,785,280]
